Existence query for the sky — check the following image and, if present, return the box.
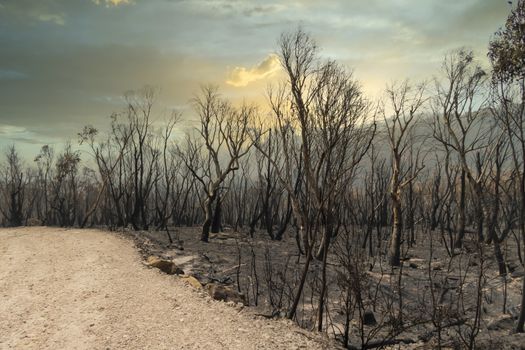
[0,0,513,158]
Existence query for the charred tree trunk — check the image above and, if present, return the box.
[389,193,403,267]
[287,233,312,320]
[455,169,466,248]
[211,194,222,234]
[389,151,403,267]
[201,193,216,242]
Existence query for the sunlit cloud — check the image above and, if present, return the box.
[226,54,280,87]
[37,13,65,25]
[92,0,132,7]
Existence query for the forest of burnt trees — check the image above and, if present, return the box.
[1,2,525,349]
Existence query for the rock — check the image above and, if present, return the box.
[27,218,42,226]
[206,283,246,304]
[409,262,419,269]
[506,262,519,273]
[431,262,443,271]
[363,310,377,326]
[510,269,524,279]
[146,256,184,275]
[488,316,515,331]
[173,266,185,275]
[167,239,185,251]
[180,275,203,289]
[506,305,521,319]
[201,252,229,265]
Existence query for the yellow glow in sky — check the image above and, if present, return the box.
[227,54,281,87]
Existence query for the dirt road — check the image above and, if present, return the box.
[0,227,331,349]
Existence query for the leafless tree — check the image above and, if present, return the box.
[432,49,495,247]
[382,80,426,266]
[179,86,255,242]
[0,146,26,226]
[253,29,375,328]
[34,145,54,224]
[50,144,81,227]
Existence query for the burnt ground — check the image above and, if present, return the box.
[128,224,525,349]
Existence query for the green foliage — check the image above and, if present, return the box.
[488,0,525,82]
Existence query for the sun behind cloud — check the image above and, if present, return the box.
[226,54,281,87]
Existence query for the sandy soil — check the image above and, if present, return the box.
[0,227,334,350]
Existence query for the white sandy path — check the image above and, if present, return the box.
[0,227,333,350]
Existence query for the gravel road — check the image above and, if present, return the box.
[0,227,332,350]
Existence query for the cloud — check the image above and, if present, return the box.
[0,70,28,80]
[0,124,51,146]
[226,54,280,87]
[0,0,511,155]
[171,0,287,18]
[0,1,66,26]
[241,4,287,17]
[37,13,65,25]
[92,0,132,7]
[0,125,27,135]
